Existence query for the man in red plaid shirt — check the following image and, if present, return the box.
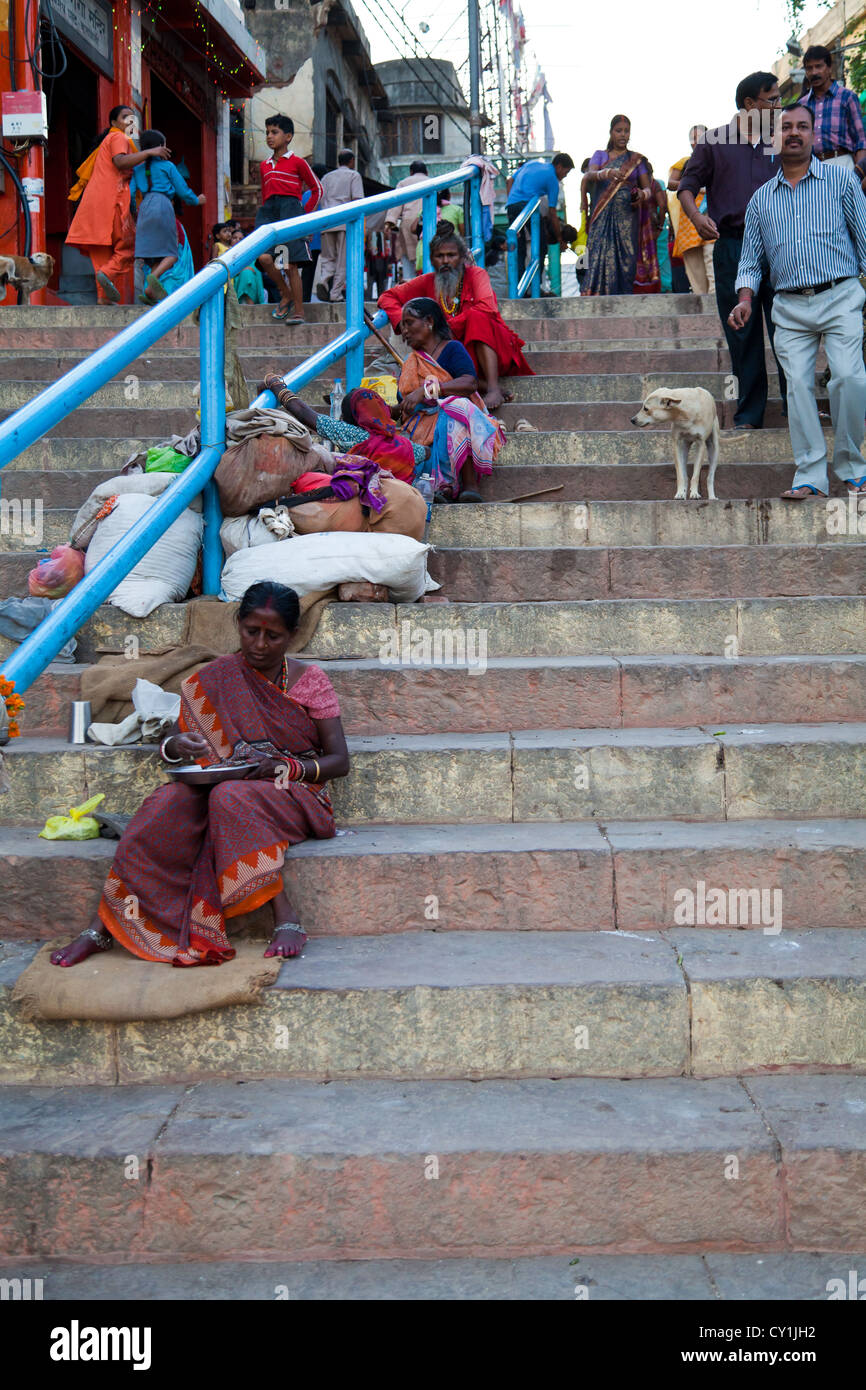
[798,45,866,181]
[255,114,323,324]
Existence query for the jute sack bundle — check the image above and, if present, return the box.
[216,408,335,515]
[290,474,426,542]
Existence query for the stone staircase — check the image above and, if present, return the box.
[0,296,864,1297]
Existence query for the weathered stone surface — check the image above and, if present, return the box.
[331,734,513,824]
[113,932,687,1083]
[394,599,738,657]
[722,723,866,820]
[609,819,866,930]
[673,930,866,1074]
[138,1077,782,1258]
[619,655,866,727]
[0,1082,185,1258]
[512,727,724,821]
[748,1075,866,1251]
[0,942,114,1084]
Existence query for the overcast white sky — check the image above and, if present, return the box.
[359,0,834,185]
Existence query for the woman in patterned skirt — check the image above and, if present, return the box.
[51,583,350,967]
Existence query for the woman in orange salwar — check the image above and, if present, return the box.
[66,106,169,305]
[50,583,351,968]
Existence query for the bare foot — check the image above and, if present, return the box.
[264,925,308,959]
[483,386,511,411]
[50,926,114,967]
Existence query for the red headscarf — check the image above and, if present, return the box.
[346,387,416,483]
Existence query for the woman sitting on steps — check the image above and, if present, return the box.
[51,583,350,968]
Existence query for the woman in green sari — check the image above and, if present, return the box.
[583,115,653,296]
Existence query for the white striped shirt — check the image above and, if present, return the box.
[735,155,866,293]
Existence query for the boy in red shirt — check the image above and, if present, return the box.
[256,114,323,323]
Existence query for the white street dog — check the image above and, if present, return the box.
[630,386,721,500]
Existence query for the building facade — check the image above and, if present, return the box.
[375,58,471,188]
[0,0,266,300]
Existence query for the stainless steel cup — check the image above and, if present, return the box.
[68,700,92,744]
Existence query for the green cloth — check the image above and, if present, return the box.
[235,264,266,305]
[415,202,466,269]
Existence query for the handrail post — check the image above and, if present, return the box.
[345,217,366,390]
[199,290,226,596]
[530,207,541,299]
[506,231,518,298]
[469,173,485,268]
[421,190,437,273]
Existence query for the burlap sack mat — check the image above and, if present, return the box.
[13,939,282,1021]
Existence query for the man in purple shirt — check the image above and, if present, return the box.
[679,71,786,429]
[798,45,866,176]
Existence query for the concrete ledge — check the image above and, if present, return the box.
[2,1250,861,1299]
[2,930,865,1086]
[0,1075,789,1258]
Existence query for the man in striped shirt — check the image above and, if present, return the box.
[797,45,866,176]
[732,105,866,499]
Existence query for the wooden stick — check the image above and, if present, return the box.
[363,311,405,366]
[499,484,566,503]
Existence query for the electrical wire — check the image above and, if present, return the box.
[0,149,33,256]
[360,0,471,145]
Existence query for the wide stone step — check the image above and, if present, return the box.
[1,371,783,414]
[427,544,866,601]
[5,595,856,666]
[1,1073,861,1258]
[482,460,802,501]
[3,928,865,1086]
[3,1251,861,1300]
[498,400,793,431]
[2,818,864,938]
[3,722,865,825]
[432,498,866,547]
[19,654,866,740]
[0,447,812,502]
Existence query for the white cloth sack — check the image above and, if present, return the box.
[70,472,202,551]
[85,493,203,618]
[219,506,295,559]
[220,531,437,604]
[87,677,181,747]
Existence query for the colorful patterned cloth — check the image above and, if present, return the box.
[583,149,648,297]
[98,655,338,967]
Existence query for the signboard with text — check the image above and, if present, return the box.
[49,0,114,80]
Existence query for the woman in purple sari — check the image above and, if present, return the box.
[583,115,653,296]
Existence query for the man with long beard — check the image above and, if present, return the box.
[378,224,533,410]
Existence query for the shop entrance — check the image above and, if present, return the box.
[147,74,204,267]
[44,48,100,290]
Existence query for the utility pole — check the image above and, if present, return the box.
[468,0,482,155]
[490,0,506,157]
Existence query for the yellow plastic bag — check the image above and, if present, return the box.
[572,210,588,254]
[39,793,105,841]
[360,374,398,406]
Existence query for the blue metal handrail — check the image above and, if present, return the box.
[506,195,543,299]
[0,165,486,695]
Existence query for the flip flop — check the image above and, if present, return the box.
[285,316,305,326]
[781,485,828,499]
[144,273,167,302]
[846,475,866,492]
[271,303,291,321]
[96,271,120,303]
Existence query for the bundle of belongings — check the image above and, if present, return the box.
[215,405,435,604]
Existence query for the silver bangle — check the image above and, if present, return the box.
[160,736,183,764]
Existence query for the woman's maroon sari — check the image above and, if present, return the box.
[98,654,336,966]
